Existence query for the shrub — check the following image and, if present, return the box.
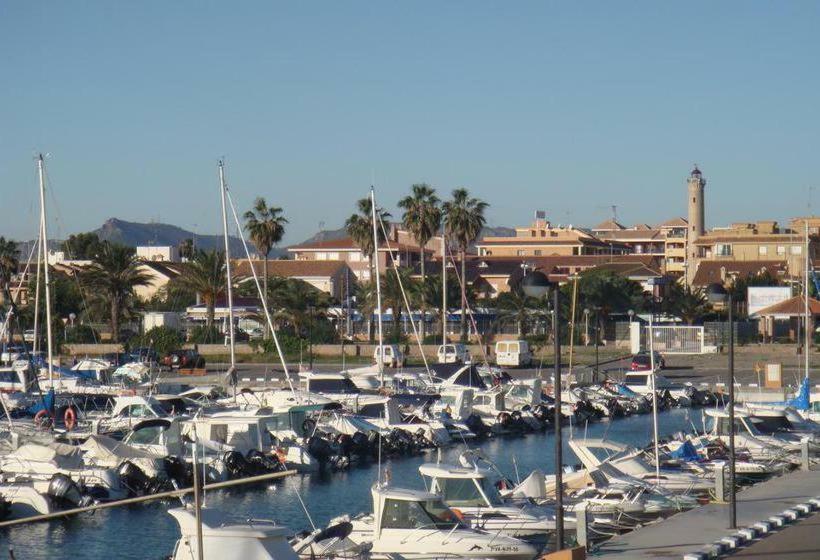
[188,325,221,344]
[134,326,184,355]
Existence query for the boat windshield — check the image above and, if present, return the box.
[434,477,492,508]
[748,416,792,434]
[381,498,461,530]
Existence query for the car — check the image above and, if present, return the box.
[630,351,665,371]
[162,350,206,370]
[247,327,265,340]
[373,344,406,368]
[494,340,533,368]
[437,343,471,364]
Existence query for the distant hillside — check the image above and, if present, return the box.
[92,218,273,256]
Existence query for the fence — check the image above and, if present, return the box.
[640,325,705,354]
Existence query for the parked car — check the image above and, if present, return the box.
[437,343,471,364]
[162,350,206,370]
[373,344,405,368]
[630,351,665,371]
[494,340,532,367]
[247,327,264,340]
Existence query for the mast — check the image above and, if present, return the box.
[370,187,385,386]
[648,315,660,482]
[805,220,810,380]
[442,234,447,345]
[218,161,237,381]
[37,155,54,386]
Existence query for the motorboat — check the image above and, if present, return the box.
[418,461,560,545]
[327,484,538,560]
[703,409,810,463]
[354,396,451,447]
[568,438,712,494]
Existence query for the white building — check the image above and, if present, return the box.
[136,245,180,263]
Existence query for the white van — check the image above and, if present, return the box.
[436,343,471,364]
[373,344,405,368]
[494,340,532,368]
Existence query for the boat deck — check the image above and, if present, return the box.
[591,467,820,559]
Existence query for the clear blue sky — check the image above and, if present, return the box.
[2,2,819,245]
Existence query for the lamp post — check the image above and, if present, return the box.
[583,308,590,347]
[521,270,563,550]
[706,282,736,529]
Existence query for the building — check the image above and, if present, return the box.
[288,224,437,282]
[691,260,790,287]
[686,166,706,284]
[475,216,629,258]
[134,261,183,301]
[136,245,180,263]
[232,259,354,300]
[591,217,689,276]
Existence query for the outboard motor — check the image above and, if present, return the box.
[223,450,253,479]
[464,413,491,438]
[306,435,333,463]
[47,473,92,508]
[117,461,152,495]
[350,431,370,457]
[246,450,285,473]
[164,455,192,487]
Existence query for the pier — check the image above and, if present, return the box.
[593,467,820,558]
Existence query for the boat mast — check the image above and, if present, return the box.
[370,187,385,387]
[218,161,237,383]
[648,315,660,482]
[37,155,54,386]
[805,219,810,380]
[441,234,447,346]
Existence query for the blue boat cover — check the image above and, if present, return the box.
[669,440,700,462]
[616,384,639,398]
[28,389,55,415]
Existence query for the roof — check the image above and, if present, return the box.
[591,262,663,278]
[657,217,689,228]
[139,261,182,278]
[475,236,624,249]
[592,219,626,231]
[691,260,789,286]
[753,295,820,317]
[289,236,431,253]
[233,259,348,278]
[695,234,804,245]
[595,229,664,241]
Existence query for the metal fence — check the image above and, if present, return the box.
[642,325,705,354]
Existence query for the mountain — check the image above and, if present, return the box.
[92,218,264,256]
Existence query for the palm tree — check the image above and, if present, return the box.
[667,282,712,325]
[442,188,488,341]
[382,267,420,342]
[346,197,391,342]
[0,237,20,306]
[178,238,194,261]
[345,197,392,282]
[83,242,152,341]
[398,184,441,337]
[495,289,544,337]
[244,198,288,338]
[175,249,226,331]
[270,278,330,337]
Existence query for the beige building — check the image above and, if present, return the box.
[233,259,354,300]
[592,217,689,275]
[476,217,628,258]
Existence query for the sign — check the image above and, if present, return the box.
[748,286,792,316]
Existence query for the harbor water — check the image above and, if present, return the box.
[1,409,698,559]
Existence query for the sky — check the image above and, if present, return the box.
[2,2,820,245]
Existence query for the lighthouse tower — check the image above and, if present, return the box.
[686,165,706,285]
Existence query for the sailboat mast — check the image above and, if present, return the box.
[805,220,810,379]
[648,315,660,481]
[37,155,54,386]
[441,234,447,345]
[370,187,385,386]
[218,161,237,373]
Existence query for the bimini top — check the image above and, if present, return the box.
[168,506,290,539]
[419,462,491,480]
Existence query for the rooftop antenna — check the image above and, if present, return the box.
[611,205,617,223]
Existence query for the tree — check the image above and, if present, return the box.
[175,249,226,332]
[495,289,544,337]
[667,282,712,325]
[566,268,648,321]
[382,267,420,342]
[0,237,19,308]
[398,184,441,337]
[82,242,152,341]
[345,197,391,341]
[268,277,331,338]
[61,232,103,260]
[244,198,287,339]
[178,238,195,261]
[442,188,488,341]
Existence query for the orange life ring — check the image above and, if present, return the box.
[34,409,50,429]
[276,448,288,464]
[450,508,464,521]
[64,407,77,431]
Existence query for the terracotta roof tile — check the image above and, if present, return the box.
[691,260,789,286]
[232,259,349,278]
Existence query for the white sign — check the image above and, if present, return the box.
[748,287,792,315]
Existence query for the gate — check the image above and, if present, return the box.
[637,325,705,354]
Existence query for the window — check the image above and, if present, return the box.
[791,246,802,255]
[534,250,542,256]
[380,499,459,530]
[530,230,536,237]
[758,246,768,256]
[715,243,732,256]
[315,252,327,260]
[777,246,786,255]
[435,478,486,507]
[516,250,525,256]
[128,425,164,445]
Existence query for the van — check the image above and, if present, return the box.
[494,340,532,368]
[437,343,471,364]
[373,344,405,368]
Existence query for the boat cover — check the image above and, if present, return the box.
[669,440,700,462]
[9,442,84,469]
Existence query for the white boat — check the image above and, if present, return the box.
[418,462,560,545]
[328,484,538,560]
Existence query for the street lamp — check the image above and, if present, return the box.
[583,308,590,347]
[521,269,564,550]
[706,282,736,529]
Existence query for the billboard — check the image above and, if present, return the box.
[748,286,792,315]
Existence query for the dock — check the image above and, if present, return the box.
[591,468,820,559]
